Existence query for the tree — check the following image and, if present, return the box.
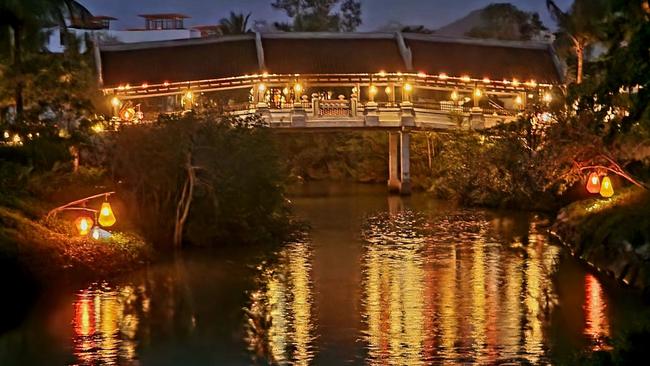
[465,3,547,41]
[546,0,607,84]
[271,0,362,32]
[218,12,251,35]
[0,0,91,122]
[534,0,650,194]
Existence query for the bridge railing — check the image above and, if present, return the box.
[317,99,351,117]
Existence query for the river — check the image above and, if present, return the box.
[1,183,649,365]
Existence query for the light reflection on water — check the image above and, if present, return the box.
[245,242,316,365]
[359,209,561,365]
[72,283,142,365]
[1,186,628,365]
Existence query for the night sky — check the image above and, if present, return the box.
[79,0,573,31]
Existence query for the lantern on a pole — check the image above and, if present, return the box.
[98,200,116,227]
[586,172,601,194]
[75,216,94,236]
[599,176,614,198]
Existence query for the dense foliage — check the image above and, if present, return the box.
[466,3,548,41]
[272,0,362,31]
[111,113,291,247]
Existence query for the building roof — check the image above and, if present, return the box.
[99,32,563,88]
[92,15,117,21]
[139,13,189,19]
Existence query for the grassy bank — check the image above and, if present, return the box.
[551,187,650,293]
[0,199,152,285]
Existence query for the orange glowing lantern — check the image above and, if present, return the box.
[98,201,116,227]
[75,216,94,236]
[599,176,614,198]
[586,172,601,194]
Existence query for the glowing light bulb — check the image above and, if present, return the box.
[75,216,94,236]
[586,172,601,194]
[294,83,302,93]
[474,89,482,98]
[384,86,392,95]
[369,85,378,96]
[461,75,471,82]
[258,83,266,92]
[599,176,614,197]
[403,83,413,92]
[515,95,523,105]
[451,90,459,101]
[98,202,116,227]
[543,92,553,103]
[111,97,121,108]
[438,73,448,80]
[92,226,100,240]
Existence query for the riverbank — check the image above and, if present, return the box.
[550,187,650,296]
[0,203,152,286]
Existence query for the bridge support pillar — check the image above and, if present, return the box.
[399,131,411,195]
[387,131,411,195]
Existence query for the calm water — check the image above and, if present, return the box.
[1,183,649,365]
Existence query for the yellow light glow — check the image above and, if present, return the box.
[474,89,482,98]
[461,75,471,82]
[184,91,193,101]
[417,72,427,78]
[110,97,121,108]
[599,176,614,197]
[294,83,302,93]
[258,83,266,92]
[283,87,289,95]
[92,124,104,133]
[3,131,9,139]
[543,92,552,103]
[92,227,101,240]
[384,86,392,95]
[438,73,448,80]
[262,71,269,77]
[75,216,93,236]
[527,80,537,87]
[378,70,386,77]
[403,83,413,92]
[163,81,170,87]
[12,134,21,144]
[512,79,520,87]
[369,85,378,96]
[141,83,148,88]
[98,202,116,227]
[451,90,459,101]
[483,77,491,83]
[515,95,523,105]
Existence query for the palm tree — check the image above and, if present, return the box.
[218,12,252,35]
[546,0,606,84]
[0,0,91,121]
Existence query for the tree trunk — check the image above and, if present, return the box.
[11,25,24,122]
[575,44,584,84]
[426,133,433,172]
[174,153,196,248]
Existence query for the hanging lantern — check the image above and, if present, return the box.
[75,216,94,236]
[586,172,601,194]
[599,176,614,198]
[98,201,116,227]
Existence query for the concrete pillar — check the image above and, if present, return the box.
[387,132,400,193]
[399,131,411,195]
